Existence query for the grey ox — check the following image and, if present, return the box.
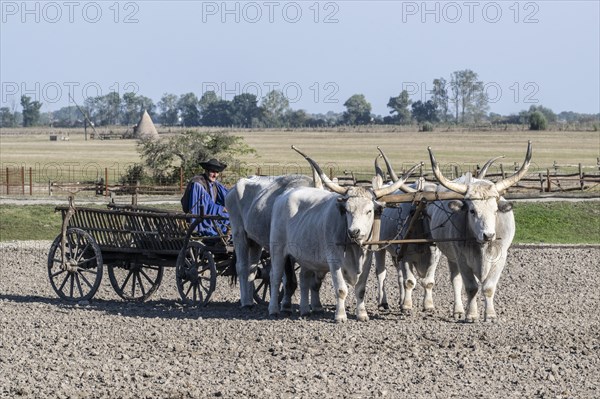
[269,147,421,322]
[374,151,505,314]
[225,174,320,308]
[427,142,532,322]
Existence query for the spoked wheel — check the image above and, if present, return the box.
[253,253,275,304]
[108,260,163,302]
[176,241,217,306]
[47,228,103,302]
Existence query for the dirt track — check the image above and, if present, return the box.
[1,241,599,398]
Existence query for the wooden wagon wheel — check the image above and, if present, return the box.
[47,228,103,302]
[107,260,163,302]
[176,241,217,306]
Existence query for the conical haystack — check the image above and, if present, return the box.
[134,110,159,140]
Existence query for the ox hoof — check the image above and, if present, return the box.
[401,308,412,316]
[378,303,390,311]
[357,313,369,322]
[268,312,280,319]
[453,312,463,320]
[423,307,435,314]
[334,316,347,323]
[484,316,498,323]
[464,316,478,323]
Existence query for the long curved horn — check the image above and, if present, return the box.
[477,155,505,179]
[373,162,423,198]
[428,147,468,194]
[377,147,417,193]
[494,141,532,194]
[291,145,346,195]
[374,155,385,181]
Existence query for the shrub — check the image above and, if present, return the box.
[421,122,434,132]
[529,111,547,131]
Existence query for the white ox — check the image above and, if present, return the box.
[268,147,421,322]
[427,142,532,322]
[374,152,504,314]
[225,174,320,308]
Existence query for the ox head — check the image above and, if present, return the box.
[428,141,532,244]
[292,146,422,245]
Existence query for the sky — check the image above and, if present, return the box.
[1,0,599,117]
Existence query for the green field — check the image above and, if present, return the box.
[1,128,599,177]
[1,202,598,244]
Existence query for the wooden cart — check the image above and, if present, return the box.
[47,198,271,306]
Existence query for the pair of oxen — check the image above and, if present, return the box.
[224,142,532,322]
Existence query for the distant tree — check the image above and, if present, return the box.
[51,106,80,127]
[387,91,411,124]
[20,95,43,127]
[136,130,255,183]
[231,93,261,127]
[260,90,290,127]
[343,94,372,125]
[0,107,18,127]
[431,78,450,122]
[177,92,201,127]
[529,111,547,130]
[122,92,141,125]
[449,69,487,123]
[157,93,179,126]
[529,105,556,123]
[286,109,309,127]
[411,100,438,123]
[202,100,233,126]
[199,91,219,114]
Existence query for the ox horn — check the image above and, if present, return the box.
[428,147,468,195]
[372,162,423,198]
[494,141,532,194]
[377,146,417,193]
[477,155,505,179]
[291,145,347,195]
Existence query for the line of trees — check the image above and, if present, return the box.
[1,69,598,130]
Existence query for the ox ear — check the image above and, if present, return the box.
[498,200,513,213]
[448,200,464,212]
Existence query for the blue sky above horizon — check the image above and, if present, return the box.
[1,0,599,117]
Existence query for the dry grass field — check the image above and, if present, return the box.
[1,128,598,178]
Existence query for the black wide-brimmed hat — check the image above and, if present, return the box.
[200,158,227,172]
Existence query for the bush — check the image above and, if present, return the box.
[529,111,547,130]
[421,122,434,132]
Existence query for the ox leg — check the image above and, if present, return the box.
[482,253,507,322]
[420,264,437,313]
[268,250,286,317]
[354,258,371,322]
[233,235,257,308]
[400,261,416,315]
[299,267,312,317]
[448,260,465,319]
[461,269,480,323]
[330,266,348,323]
[310,271,325,313]
[374,250,389,310]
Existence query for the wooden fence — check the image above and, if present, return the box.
[1,163,599,197]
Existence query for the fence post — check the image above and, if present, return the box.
[29,167,33,196]
[5,167,9,195]
[48,180,52,196]
[546,169,551,192]
[579,163,584,190]
[105,167,109,197]
[500,163,505,179]
[539,172,544,192]
[329,167,334,180]
[180,166,184,193]
[20,167,24,195]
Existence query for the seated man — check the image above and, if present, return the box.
[185,158,230,237]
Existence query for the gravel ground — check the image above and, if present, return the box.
[0,241,599,398]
